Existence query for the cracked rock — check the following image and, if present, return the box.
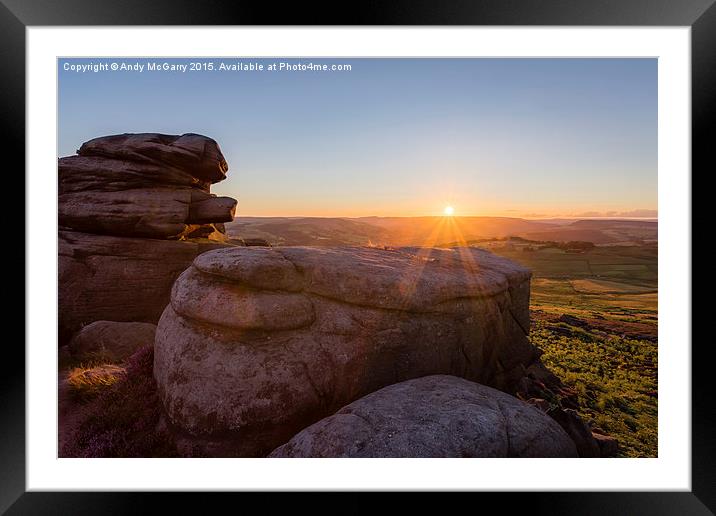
[269,375,578,458]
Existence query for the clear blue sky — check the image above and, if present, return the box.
[58,58,657,218]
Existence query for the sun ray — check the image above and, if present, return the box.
[394,217,450,309]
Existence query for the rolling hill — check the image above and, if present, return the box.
[225,216,657,247]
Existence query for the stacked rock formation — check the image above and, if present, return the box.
[59,133,238,344]
[154,245,575,457]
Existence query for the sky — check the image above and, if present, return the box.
[58,58,657,218]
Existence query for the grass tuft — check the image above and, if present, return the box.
[66,364,126,400]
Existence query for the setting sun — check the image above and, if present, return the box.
[444,206,455,216]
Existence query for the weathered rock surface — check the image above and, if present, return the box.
[592,431,619,457]
[547,407,601,457]
[269,375,578,458]
[154,245,542,456]
[58,133,239,343]
[187,197,237,224]
[59,188,193,239]
[58,155,211,193]
[77,133,228,183]
[68,321,157,363]
[59,133,236,239]
[59,230,228,344]
[59,188,237,239]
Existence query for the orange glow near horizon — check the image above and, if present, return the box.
[212,192,657,220]
[392,215,485,309]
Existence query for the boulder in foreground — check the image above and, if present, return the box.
[154,245,539,456]
[269,375,578,457]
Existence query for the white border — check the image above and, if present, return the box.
[27,27,690,491]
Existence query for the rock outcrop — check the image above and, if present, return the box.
[77,133,228,183]
[59,133,236,240]
[154,245,546,457]
[269,375,578,458]
[58,133,238,344]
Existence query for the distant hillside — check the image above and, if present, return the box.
[354,216,552,245]
[225,216,657,247]
[531,218,657,226]
[568,219,657,228]
[538,219,658,243]
[225,217,391,246]
[521,229,619,244]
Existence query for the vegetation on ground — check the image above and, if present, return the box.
[485,243,658,458]
[60,345,179,458]
[530,318,657,457]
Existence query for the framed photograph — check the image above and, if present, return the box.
[7,0,711,512]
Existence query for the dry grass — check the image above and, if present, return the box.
[66,364,126,400]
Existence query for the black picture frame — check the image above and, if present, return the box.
[5,0,711,513]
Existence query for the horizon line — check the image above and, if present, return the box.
[232,214,658,220]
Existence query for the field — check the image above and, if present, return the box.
[481,242,658,457]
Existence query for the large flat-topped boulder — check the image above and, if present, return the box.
[77,133,228,183]
[269,375,578,458]
[154,246,539,457]
[192,246,531,311]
